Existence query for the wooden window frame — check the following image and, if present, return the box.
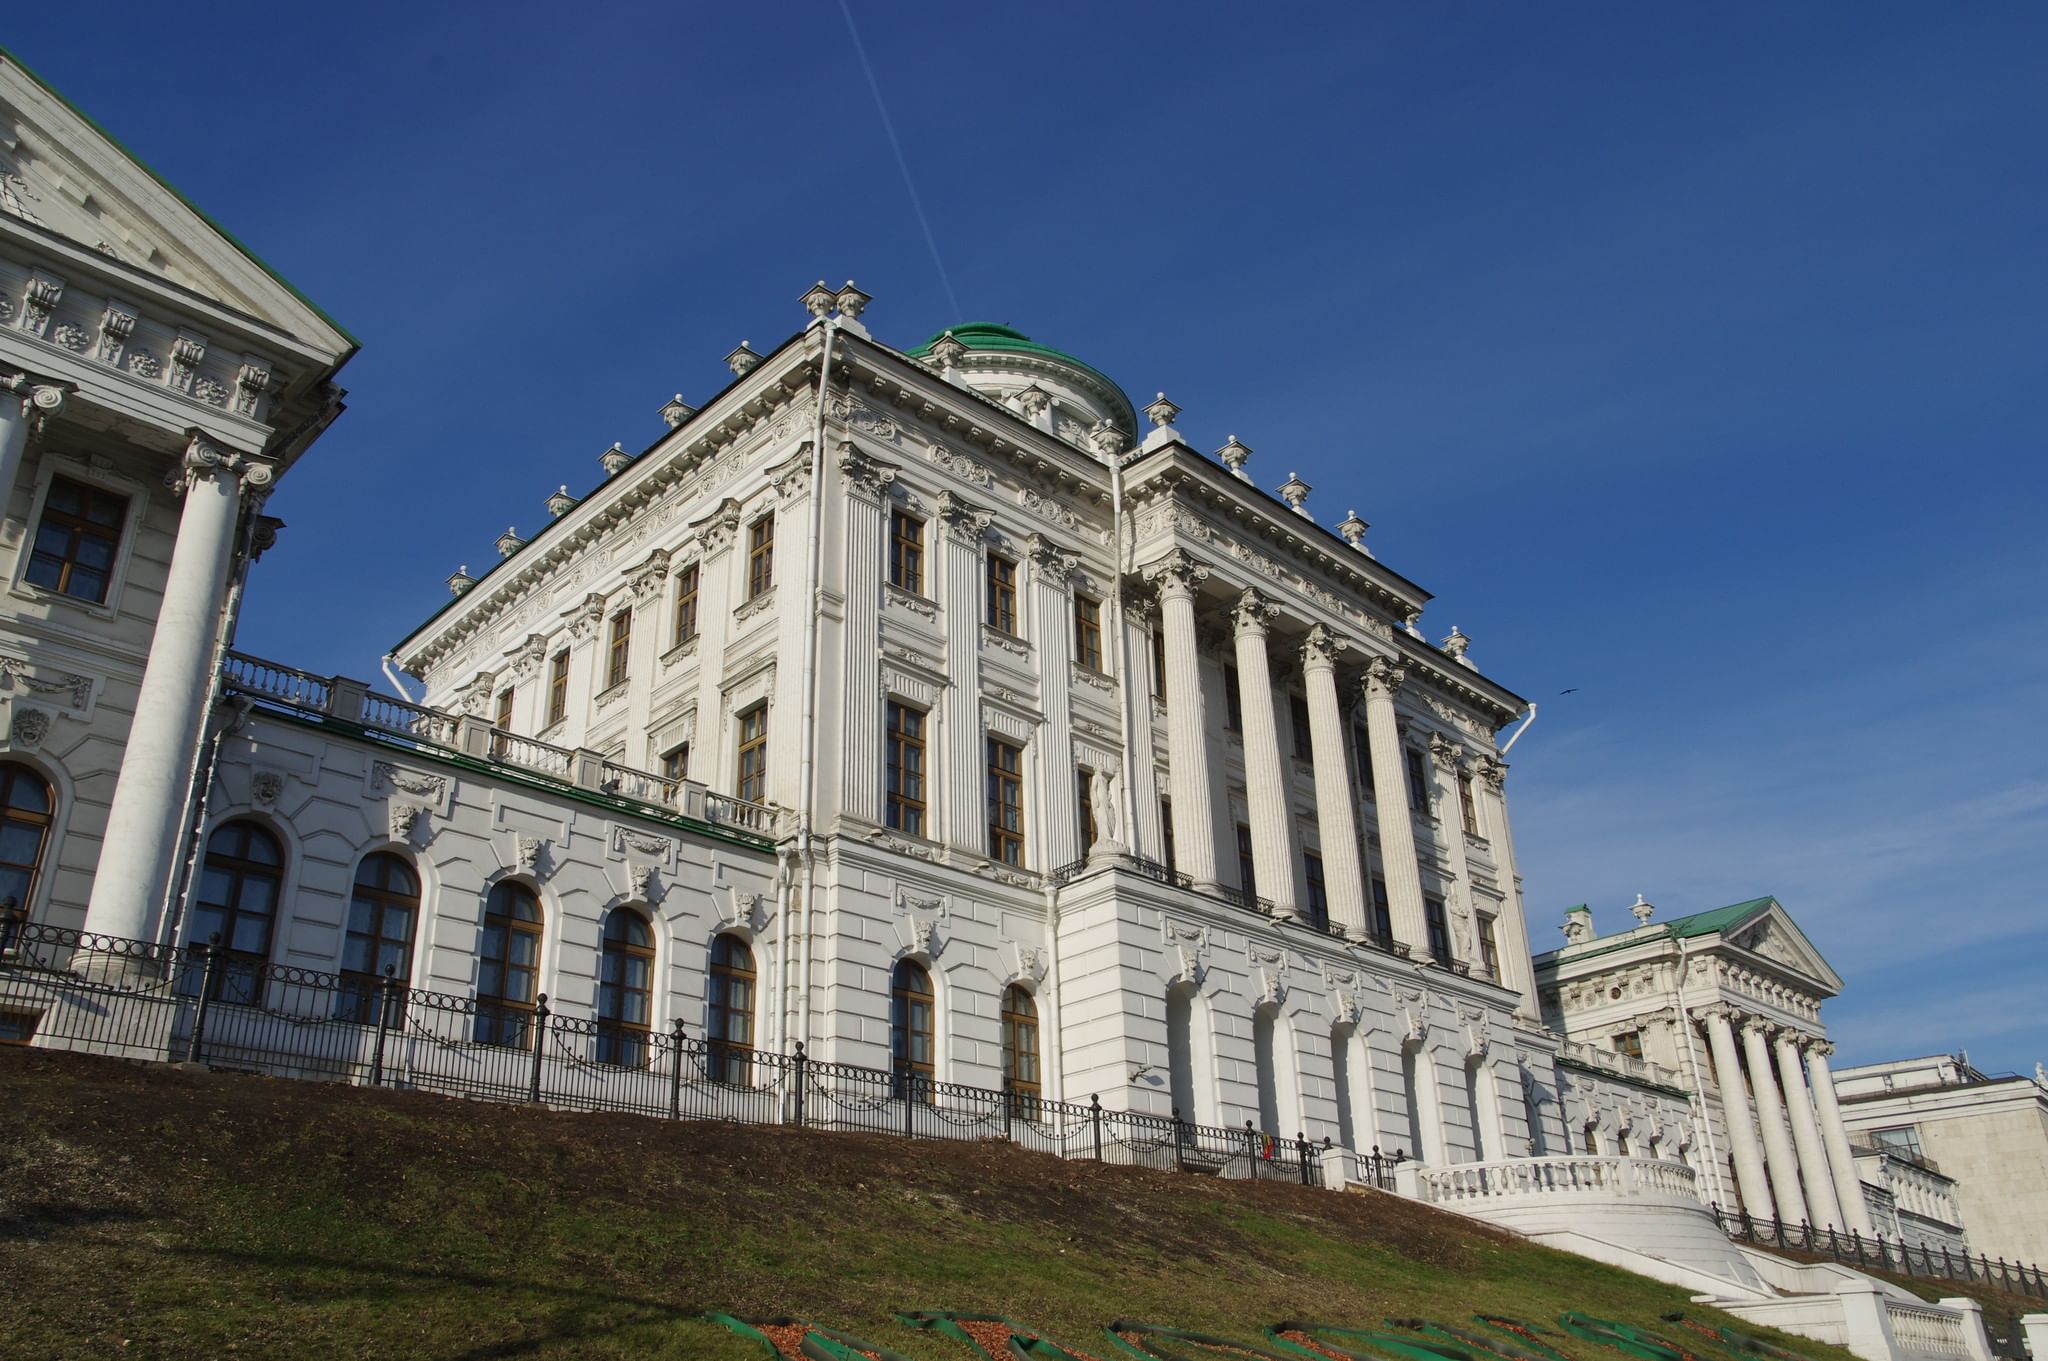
[1370,877,1394,949]
[1305,852,1329,932]
[1424,894,1452,965]
[985,554,1018,635]
[746,514,775,599]
[1076,766,1095,852]
[25,474,126,605]
[340,853,420,1023]
[1405,747,1431,814]
[1477,912,1501,982]
[1236,822,1256,897]
[1224,666,1243,732]
[0,762,55,927]
[186,820,283,1004]
[546,649,569,727]
[1074,594,1104,672]
[888,509,925,595]
[986,736,1024,867]
[891,959,935,1102]
[1150,627,1168,704]
[672,562,700,645]
[884,702,927,838]
[1160,796,1176,873]
[596,909,655,1067]
[1290,694,1313,761]
[659,744,689,783]
[735,705,769,804]
[706,934,756,1084]
[1001,985,1041,1117]
[605,608,632,689]
[1458,770,1481,837]
[476,881,544,1048]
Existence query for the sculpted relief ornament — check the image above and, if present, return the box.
[837,442,898,500]
[1299,623,1347,672]
[1232,588,1278,638]
[1364,655,1408,700]
[1141,549,1209,601]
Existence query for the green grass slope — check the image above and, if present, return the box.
[0,1050,1860,1361]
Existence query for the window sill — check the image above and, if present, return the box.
[734,589,776,623]
[9,580,121,623]
[884,583,939,622]
[980,624,1031,659]
[594,680,629,711]
[661,636,700,668]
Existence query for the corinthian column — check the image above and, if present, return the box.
[1361,657,1428,952]
[1703,1007,1776,1220]
[1144,552,1218,889]
[1807,1042,1878,1237]
[1742,1019,1811,1226]
[1300,626,1366,938]
[1231,589,1298,920]
[83,436,271,943]
[1776,1030,1845,1232]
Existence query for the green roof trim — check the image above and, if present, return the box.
[1664,896,1778,939]
[906,321,1132,411]
[0,43,360,351]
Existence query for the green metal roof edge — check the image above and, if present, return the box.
[1665,895,1778,938]
[907,322,1134,413]
[257,706,778,854]
[0,43,361,352]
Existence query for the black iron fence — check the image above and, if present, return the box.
[1,919,1345,1189]
[1712,1204,2048,1300]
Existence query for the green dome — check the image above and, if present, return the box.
[906,322,1133,416]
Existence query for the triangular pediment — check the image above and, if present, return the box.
[1,48,353,357]
[1718,900,1842,995]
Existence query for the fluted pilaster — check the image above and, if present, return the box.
[1232,589,1298,920]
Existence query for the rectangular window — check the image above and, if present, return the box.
[494,687,515,732]
[736,706,768,803]
[1290,694,1313,761]
[546,650,569,726]
[25,475,126,604]
[1236,822,1255,896]
[1077,766,1096,851]
[1371,877,1394,947]
[1151,628,1168,703]
[1614,1030,1644,1061]
[889,510,925,594]
[1305,852,1329,932]
[659,744,689,783]
[746,514,775,598]
[672,562,700,644]
[1424,894,1452,965]
[1405,748,1431,814]
[1459,770,1481,837]
[1478,913,1501,982]
[986,736,1025,866]
[1872,1126,1925,1160]
[0,1008,41,1044]
[1224,666,1243,731]
[1074,594,1104,672]
[1160,796,1176,872]
[1354,723,1375,799]
[885,702,927,837]
[986,554,1018,635]
[605,608,632,689]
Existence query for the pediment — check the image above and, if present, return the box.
[1,50,352,358]
[1720,902,1842,995]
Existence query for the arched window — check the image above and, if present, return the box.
[1001,985,1040,1117]
[475,882,543,1048]
[340,853,419,1023]
[1166,985,1198,1123]
[1331,1023,1359,1152]
[0,762,53,947]
[890,960,934,1102]
[596,909,654,1066]
[186,820,282,1003]
[706,934,755,1084]
[1254,1007,1283,1135]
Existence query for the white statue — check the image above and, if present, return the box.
[1088,767,1126,857]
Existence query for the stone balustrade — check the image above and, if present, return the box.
[1404,1154,1701,1208]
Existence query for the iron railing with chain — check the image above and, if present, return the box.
[1,918,1350,1190]
[1711,1203,2048,1300]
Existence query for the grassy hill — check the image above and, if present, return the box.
[0,1049,1865,1361]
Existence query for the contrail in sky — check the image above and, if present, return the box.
[838,0,965,320]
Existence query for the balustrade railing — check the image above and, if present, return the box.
[1712,1204,2048,1299]
[2,920,1328,1190]
[1557,1037,1688,1090]
[1411,1155,1701,1207]
[221,652,331,711]
[704,792,777,835]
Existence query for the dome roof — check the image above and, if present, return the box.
[906,322,1135,435]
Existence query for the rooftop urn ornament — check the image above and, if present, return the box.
[1629,893,1656,927]
[1014,382,1051,424]
[1278,471,1313,519]
[1402,609,1426,639]
[1145,392,1181,430]
[545,485,577,517]
[1216,434,1253,482]
[599,441,632,475]
[1439,625,1475,668]
[799,281,837,323]
[1089,419,1129,462]
[725,341,762,376]
[495,526,525,558]
[833,280,871,323]
[447,565,476,596]
[659,394,696,428]
[1336,508,1373,557]
[928,330,967,376]
[1562,905,1596,945]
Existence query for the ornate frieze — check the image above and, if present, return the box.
[0,656,94,711]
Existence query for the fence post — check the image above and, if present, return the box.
[668,1019,685,1120]
[1173,1108,1189,1169]
[792,1042,807,1129]
[528,994,549,1104]
[1002,1078,1014,1142]
[368,966,396,1087]
[904,1072,917,1140]
[1091,1094,1104,1163]
[1298,1132,1312,1187]
[1244,1120,1259,1176]
[185,933,221,1065]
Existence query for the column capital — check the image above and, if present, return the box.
[1231,587,1276,639]
[1024,531,1078,583]
[1428,731,1465,771]
[835,441,898,501]
[1806,1039,1836,1059]
[935,489,993,544]
[1738,1014,1779,1042]
[178,430,275,498]
[1363,654,1408,700]
[1298,622,1348,673]
[1141,549,1209,601]
[1475,754,1508,790]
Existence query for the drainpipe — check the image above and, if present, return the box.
[381,653,418,704]
[1675,934,1729,1205]
[770,844,797,1053]
[1500,702,1536,756]
[793,315,837,1052]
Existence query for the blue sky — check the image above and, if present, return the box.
[21,4,2046,1074]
